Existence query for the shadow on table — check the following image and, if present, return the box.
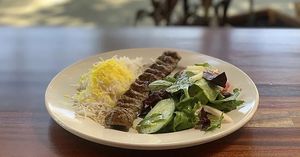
[48,119,243,157]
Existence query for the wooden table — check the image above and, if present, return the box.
[1,27,300,156]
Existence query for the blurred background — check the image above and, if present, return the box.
[1,0,300,28]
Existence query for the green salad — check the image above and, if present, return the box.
[136,63,244,134]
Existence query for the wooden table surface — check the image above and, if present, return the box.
[1,27,300,157]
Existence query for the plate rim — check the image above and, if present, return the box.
[45,48,259,150]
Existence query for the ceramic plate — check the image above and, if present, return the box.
[45,48,259,150]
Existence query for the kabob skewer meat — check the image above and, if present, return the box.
[105,51,181,130]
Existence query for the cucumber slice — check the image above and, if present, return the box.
[137,98,175,134]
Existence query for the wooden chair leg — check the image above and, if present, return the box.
[214,0,231,26]
[134,9,152,26]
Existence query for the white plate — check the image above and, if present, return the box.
[45,48,259,150]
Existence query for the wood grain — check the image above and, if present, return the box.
[0,27,300,156]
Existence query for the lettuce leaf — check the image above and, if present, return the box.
[149,80,173,91]
[198,108,211,130]
[211,88,241,104]
[205,114,224,131]
[166,72,193,98]
[172,111,194,131]
[194,78,220,102]
[195,63,210,67]
[208,100,244,113]
[208,88,244,113]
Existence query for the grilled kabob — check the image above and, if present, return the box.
[104,51,181,130]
